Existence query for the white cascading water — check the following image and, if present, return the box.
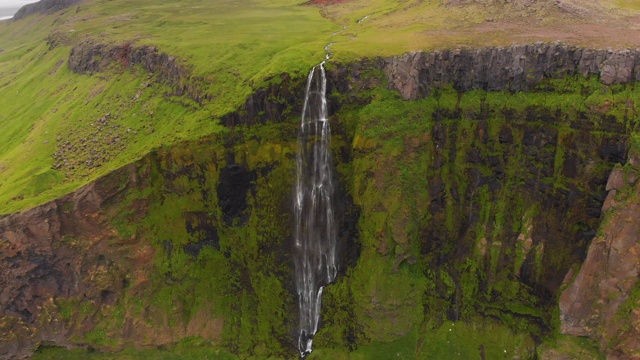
[294,62,337,357]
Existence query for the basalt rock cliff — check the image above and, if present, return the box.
[384,44,640,100]
[1,43,640,359]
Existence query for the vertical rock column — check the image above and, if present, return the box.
[560,156,640,358]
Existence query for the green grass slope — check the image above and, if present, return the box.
[0,0,337,214]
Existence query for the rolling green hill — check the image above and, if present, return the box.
[0,0,336,214]
[1,0,638,214]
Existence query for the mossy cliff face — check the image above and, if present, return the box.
[0,122,305,358]
[1,45,639,359]
[66,39,209,105]
[314,54,634,358]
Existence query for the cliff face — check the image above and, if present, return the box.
[559,155,640,359]
[384,44,640,100]
[0,165,148,359]
[1,44,639,359]
[66,40,209,105]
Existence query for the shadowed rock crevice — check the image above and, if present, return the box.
[217,161,257,227]
[183,211,220,256]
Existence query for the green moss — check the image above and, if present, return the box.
[55,298,79,321]
[33,338,239,359]
[538,334,604,360]
[615,281,640,324]
[350,330,418,360]
[418,319,535,359]
[314,275,360,351]
[350,251,426,343]
[85,328,110,347]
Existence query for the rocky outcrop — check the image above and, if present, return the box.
[0,147,238,358]
[220,58,386,128]
[13,0,80,21]
[222,44,640,126]
[0,164,144,359]
[385,44,640,100]
[219,73,306,127]
[67,41,209,104]
[560,161,640,359]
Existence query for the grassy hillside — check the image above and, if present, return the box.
[0,0,336,214]
[0,0,638,214]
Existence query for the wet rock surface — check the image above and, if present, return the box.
[217,162,256,226]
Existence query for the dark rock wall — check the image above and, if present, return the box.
[385,44,640,100]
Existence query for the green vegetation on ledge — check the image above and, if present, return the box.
[0,0,335,214]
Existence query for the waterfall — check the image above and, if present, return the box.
[294,62,337,357]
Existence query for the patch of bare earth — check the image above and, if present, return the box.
[423,0,640,50]
[305,0,352,5]
[432,0,640,48]
[321,0,640,50]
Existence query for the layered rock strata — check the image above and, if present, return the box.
[385,44,640,100]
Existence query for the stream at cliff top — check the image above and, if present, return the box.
[294,61,337,357]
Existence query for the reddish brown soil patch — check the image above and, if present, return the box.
[305,0,351,6]
[422,17,640,50]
